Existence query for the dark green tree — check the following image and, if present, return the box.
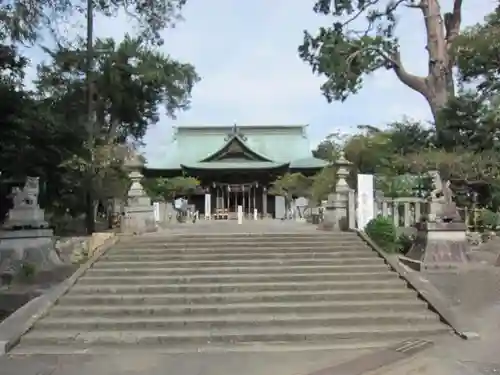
[0,0,187,45]
[34,35,199,232]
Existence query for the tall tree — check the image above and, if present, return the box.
[298,0,468,127]
[454,6,500,100]
[0,0,187,45]
[35,35,199,232]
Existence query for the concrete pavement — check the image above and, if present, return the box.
[0,349,367,375]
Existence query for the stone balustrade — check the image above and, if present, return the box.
[374,197,428,228]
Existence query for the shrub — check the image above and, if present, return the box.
[479,209,500,231]
[19,262,36,281]
[397,233,414,255]
[365,215,398,253]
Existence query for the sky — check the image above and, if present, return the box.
[22,0,496,163]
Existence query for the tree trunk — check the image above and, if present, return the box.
[85,191,96,235]
[391,0,462,129]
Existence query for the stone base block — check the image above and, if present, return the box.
[0,229,62,283]
[122,207,157,234]
[405,221,469,270]
[2,208,49,230]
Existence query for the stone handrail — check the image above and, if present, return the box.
[373,197,476,229]
[374,197,428,228]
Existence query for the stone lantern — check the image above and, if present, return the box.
[335,151,352,193]
[122,151,156,234]
[322,152,354,231]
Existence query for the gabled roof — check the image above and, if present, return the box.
[200,134,272,163]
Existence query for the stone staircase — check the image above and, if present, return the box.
[12,232,450,354]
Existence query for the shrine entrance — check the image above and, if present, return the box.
[211,182,264,219]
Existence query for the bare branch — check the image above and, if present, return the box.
[390,49,428,95]
[344,44,428,97]
[342,0,379,27]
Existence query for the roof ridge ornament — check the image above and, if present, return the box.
[225,123,247,141]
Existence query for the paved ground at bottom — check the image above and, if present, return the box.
[364,303,500,375]
[0,349,369,375]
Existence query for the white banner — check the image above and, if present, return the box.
[153,202,160,222]
[205,194,211,219]
[357,174,374,229]
[237,205,243,224]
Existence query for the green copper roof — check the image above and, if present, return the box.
[147,124,328,170]
[201,134,272,162]
[182,161,289,170]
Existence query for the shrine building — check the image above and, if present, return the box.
[144,124,328,219]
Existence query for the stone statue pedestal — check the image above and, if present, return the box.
[402,221,470,271]
[0,228,61,267]
[2,206,49,230]
[0,177,62,283]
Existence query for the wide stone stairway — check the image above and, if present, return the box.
[12,231,450,354]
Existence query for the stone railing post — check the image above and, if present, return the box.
[404,201,411,227]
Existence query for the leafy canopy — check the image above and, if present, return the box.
[298,0,410,102]
[142,177,200,201]
[0,0,187,45]
[36,34,199,143]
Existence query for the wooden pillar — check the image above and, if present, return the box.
[253,184,256,214]
[262,187,268,218]
[241,185,246,216]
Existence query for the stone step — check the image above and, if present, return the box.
[70,279,405,295]
[108,244,369,254]
[101,250,375,261]
[37,311,440,331]
[85,264,390,276]
[18,324,449,347]
[48,299,430,318]
[114,241,366,250]
[77,271,399,285]
[8,339,416,354]
[57,289,416,306]
[92,257,384,269]
[123,233,356,242]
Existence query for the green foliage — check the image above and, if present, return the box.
[397,233,414,255]
[19,262,36,281]
[437,93,500,152]
[142,176,200,201]
[0,0,187,45]
[309,166,337,204]
[269,173,313,198]
[0,0,199,233]
[37,35,199,142]
[479,209,500,231]
[299,0,397,102]
[365,215,398,253]
[375,175,421,198]
[312,132,345,161]
[299,0,470,124]
[453,7,500,99]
